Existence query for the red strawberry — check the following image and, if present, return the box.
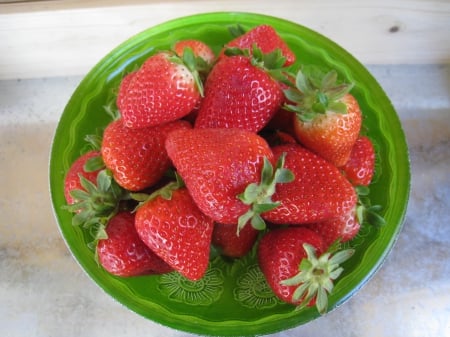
[165,128,293,230]
[64,150,102,205]
[135,186,214,281]
[305,206,361,249]
[212,222,259,258]
[262,144,357,225]
[258,227,354,313]
[285,66,362,167]
[194,49,286,132]
[221,24,296,66]
[101,118,191,191]
[173,39,216,65]
[117,51,203,128]
[341,136,375,186]
[97,211,173,277]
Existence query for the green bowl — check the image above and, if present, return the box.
[49,12,410,336]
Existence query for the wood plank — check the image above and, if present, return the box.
[0,0,449,79]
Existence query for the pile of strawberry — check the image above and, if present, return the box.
[64,24,384,314]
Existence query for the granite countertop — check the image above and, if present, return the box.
[1,63,449,337]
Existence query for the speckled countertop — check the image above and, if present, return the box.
[1,64,449,337]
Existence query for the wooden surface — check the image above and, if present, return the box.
[0,0,449,79]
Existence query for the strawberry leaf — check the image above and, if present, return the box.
[284,65,354,122]
[355,186,386,227]
[237,153,294,234]
[281,243,355,315]
[63,168,128,250]
[228,24,246,38]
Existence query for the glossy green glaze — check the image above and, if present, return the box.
[49,12,410,336]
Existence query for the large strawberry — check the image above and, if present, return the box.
[284,66,362,167]
[135,183,214,281]
[194,48,287,132]
[97,211,173,277]
[258,227,354,313]
[101,118,191,191]
[341,136,376,186]
[165,128,293,231]
[262,144,357,225]
[117,50,205,128]
[221,24,296,66]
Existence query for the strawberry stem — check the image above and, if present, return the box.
[131,172,185,210]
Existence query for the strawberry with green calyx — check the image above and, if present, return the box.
[97,211,173,277]
[64,150,103,205]
[117,50,205,129]
[284,65,362,167]
[101,118,191,191]
[134,177,215,281]
[341,136,376,186]
[220,24,296,66]
[63,169,128,248]
[165,128,293,230]
[194,46,289,132]
[258,227,354,314]
[172,39,216,70]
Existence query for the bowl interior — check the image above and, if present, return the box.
[49,12,410,336]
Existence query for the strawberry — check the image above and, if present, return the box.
[117,50,205,128]
[221,24,296,66]
[64,150,102,205]
[101,118,191,191]
[304,206,361,249]
[165,128,293,231]
[284,66,362,167]
[341,136,375,186]
[194,48,287,132]
[134,184,214,281]
[258,227,354,313]
[97,211,173,277]
[212,222,259,258]
[173,39,216,66]
[262,144,357,225]
[305,185,386,248]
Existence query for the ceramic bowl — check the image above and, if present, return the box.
[49,12,410,336]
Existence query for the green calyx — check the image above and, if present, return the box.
[237,153,294,234]
[224,45,291,85]
[281,243,355,315]
[227,24,247,38]
[355,185,386,227]
[63,169,128,249]
[169,48,211,97]
[284,65,354,122]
